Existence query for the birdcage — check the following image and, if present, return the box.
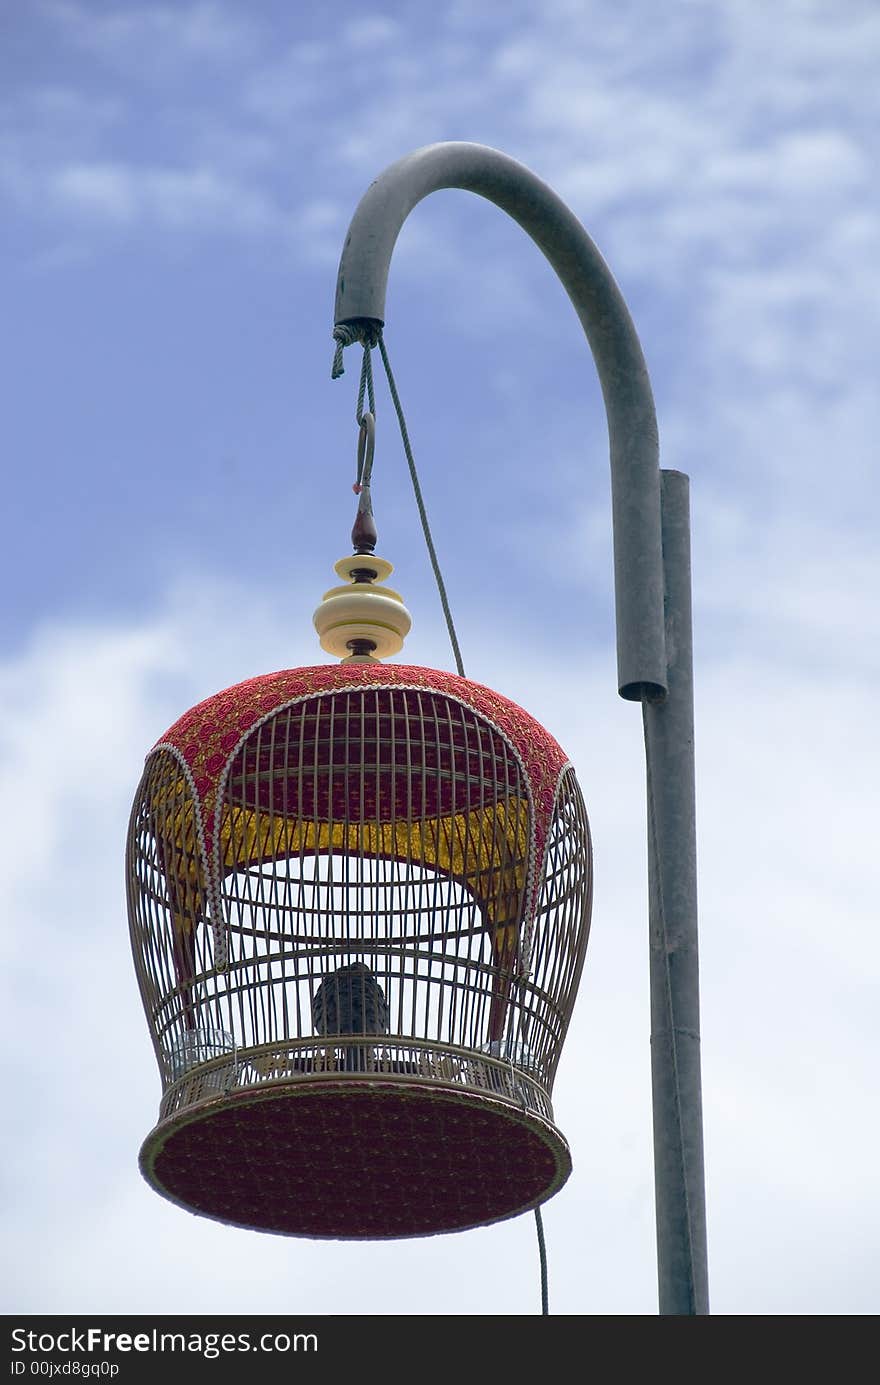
[128,659,592,1238]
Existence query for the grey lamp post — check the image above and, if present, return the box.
[332,142,708,1316]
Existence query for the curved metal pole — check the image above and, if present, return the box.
[334,141,665,703]
[332,141,708,1316]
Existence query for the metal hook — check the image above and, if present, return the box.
[352,412,377,554]
[355,410,375,492]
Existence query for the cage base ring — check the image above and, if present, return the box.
[139,1079,572,1239]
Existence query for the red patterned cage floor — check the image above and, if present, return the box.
[140,1081,571,1239]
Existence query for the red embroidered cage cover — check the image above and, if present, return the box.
[127,662,592,1238]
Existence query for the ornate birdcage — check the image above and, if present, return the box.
[129,665,591,1238]
[128,423,592,1238]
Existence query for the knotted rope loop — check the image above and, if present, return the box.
[330,319,381,378]
[331,325,356,380]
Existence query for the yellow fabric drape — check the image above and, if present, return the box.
[152,768,529,953]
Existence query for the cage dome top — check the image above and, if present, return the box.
[155,661,572,945]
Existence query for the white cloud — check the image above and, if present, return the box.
[52,162,137,223]
[49,160,282,233]
[706,131,867,196]
[343,15,402,49]
[42,0,257,67]
[2,0,877,1316]
[1,562,876,1314]
[9,0,877,346]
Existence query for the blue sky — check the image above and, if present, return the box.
[2,0,878,1316]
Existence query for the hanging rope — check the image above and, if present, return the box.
[534,1206,549,1315]
[506,976,551,1316]
[331,327,466,678]
[331,324,554,1313]
[356,343,375,426]
[375,332,465,678]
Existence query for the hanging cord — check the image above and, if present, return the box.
[355,342,375,426]
[375,332,465,677]
[534,1206,549,1315]
[333,325,549,1310]
[330,325,465,677]
[642,696,699,1313]
[504,976,550,1315]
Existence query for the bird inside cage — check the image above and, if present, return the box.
[312,961,390,1072]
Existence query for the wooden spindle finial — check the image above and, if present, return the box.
[313,553,412,662]
[351,488,378,554]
